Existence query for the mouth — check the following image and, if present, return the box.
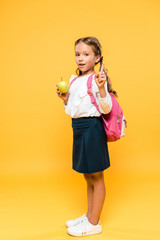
[79,64,86,68]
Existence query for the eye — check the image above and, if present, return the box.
[85,53,89,56]
[75,54,80,56]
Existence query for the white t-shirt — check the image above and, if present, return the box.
[63,73,112,118]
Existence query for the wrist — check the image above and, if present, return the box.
[64,100,68,105]
[99,86,106,98]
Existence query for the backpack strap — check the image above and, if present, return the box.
[70,76,78,86]
[87,74,102,115]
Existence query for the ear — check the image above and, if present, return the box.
[95,55,101,63]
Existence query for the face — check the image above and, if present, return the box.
[75,42,100,75]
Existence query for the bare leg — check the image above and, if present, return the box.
[83,173,94,219]
[88,171,106,225]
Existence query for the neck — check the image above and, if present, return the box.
[80,69,95,77]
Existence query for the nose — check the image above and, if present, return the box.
[79,54,84,62]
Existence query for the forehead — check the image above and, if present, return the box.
[75,42,94,53]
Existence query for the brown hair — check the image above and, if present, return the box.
[75,36,118,98]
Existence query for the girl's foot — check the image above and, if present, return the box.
[66,214,87,228]
[67,218,102,236]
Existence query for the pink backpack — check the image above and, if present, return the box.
[70,73,127,142]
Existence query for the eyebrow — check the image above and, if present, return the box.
[75,51,89,53]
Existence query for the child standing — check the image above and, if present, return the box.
[56,36,118,237]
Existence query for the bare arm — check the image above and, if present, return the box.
[95,63,112,114]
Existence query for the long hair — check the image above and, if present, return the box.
[75,37,118,98]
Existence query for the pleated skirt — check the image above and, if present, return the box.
[71,116,110,174]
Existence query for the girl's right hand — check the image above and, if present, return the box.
[56,84,69,105]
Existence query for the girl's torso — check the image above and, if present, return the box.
[64,73,108,118]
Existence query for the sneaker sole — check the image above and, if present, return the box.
[67,227,102,236]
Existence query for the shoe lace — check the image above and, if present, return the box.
[74,215,86,224]
[75,218,89,232]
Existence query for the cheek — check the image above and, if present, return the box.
[90,59,96,66]
[87,57,94,65]
[75,58,78,63]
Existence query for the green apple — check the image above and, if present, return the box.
[57,81,69,93]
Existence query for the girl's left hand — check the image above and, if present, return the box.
[95,63,106,89]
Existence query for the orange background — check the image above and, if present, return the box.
[0,0,160,239]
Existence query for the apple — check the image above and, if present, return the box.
[57,81,69,93]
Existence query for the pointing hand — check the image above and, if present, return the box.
[95,63,107,89]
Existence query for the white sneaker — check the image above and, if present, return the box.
[66,214,87,228]
[67,218,102,236]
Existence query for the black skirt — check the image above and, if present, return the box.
[71,116,110,174]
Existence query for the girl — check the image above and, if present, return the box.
[56,36,117,237]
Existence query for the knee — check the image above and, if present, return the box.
[83,173,92,184]
[90,172,104,183]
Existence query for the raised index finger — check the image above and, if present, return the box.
[100,62,104,73]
